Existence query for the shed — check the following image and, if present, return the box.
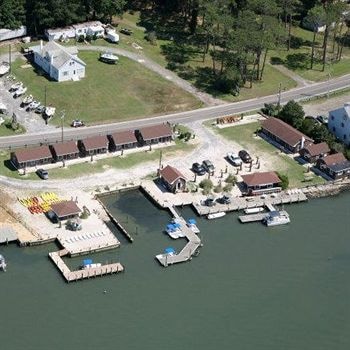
[136,124,173,146]
[51,200,81,221]
[50,141,79,162]
[78,136,109,156]
[159,165,186,193]
[10,146,53,169]
[241,171,282,196]
[108,130,138,151]
[299,142,330,163]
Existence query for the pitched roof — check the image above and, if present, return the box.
[329,103,350,121]
[109,130,137,146]
[241,171,281,187]
[81,136,108,151]
[138,124,172,141]
[328,160,350,172]
[322,153,347,166]
[160,165,186,185]
[302,142,330,157]
[13,146,52,163]
[261,117,313,147]
[51,200,81,219]
[51,141,79,157]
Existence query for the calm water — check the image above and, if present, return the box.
[1,190,350,350]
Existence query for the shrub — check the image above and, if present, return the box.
[199,179,213,191]
[223,183,233,192]
[225,174,237,184]
[85,34,93,42]
[277,172,289,190]
[77,35,85,42]
[145,31,157,45]
[214,185,222,193]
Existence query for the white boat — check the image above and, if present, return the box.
[99,52,119,64]
[263,210,290,227]
[244,207,265,214]
[44,106,56,118]
[187,219,200,233]
[0,254,7,271]
[14,86,27,97]
[22,94,34,105]
[207,212,226,220]
[82,263,102,269]
[0,62,10,76]
[10,81,23,91]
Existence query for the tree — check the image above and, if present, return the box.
[0,0,25,29]
[277,172,289,189]
[279,100,305,129]
[92,0,126,22]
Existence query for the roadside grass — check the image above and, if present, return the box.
[10,51,202,127]
[0,139,194,180]
[0,119,26,137]
[209,121,325,188]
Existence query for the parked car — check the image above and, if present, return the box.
[217,195,231,204]
[36,168,49,180]
[202,159,215,173]
[316,115,329,125]
[204,198,216,207]
[120,28,133,35]
[227,152,242,166]
[34,105,45,114]
[239,150,252,163]
[71,119,85,127]
[192,162,206,175]
[45,210,58,223]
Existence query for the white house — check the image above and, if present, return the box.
[32,41,86,82]
[328,103,350,145]
[45,26,76,41]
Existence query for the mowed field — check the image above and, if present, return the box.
[11,51,202,126]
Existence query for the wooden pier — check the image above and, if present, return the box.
[49,249,124,282]
[239,213,268,223]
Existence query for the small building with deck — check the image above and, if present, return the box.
[136,124,173,146]
[316,153,350,180]
[299,142,330,163]
[261,117,313,153]
[10,146,53,169]
[78,136,109,157]
[108,130,138,152]
[159,165,186,193]
[50,141,80,162]
[241,171,282,196]
[50,201,81,221]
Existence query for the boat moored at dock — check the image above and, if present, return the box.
[263,210,290,226]
[244,207,265,214]
[207,212,226,220]
[186,218,200,233]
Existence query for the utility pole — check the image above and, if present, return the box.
[158,150,163,170]
[44,86,47,107]
[61,110,65,142]
[8,44,11,74]
[277,82,282,109]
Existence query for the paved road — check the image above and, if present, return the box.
[0,73,349,149]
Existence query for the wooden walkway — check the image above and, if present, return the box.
[49,249,124,282]
[156,206,201,267]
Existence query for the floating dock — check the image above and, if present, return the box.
[49,249,124,282]
[239,213,268,223]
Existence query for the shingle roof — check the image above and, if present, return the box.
[13,146,52,163]
[138,124,172,141]
[328,160,350,172]
[81,136,108,151]
[261,117,313,147]
[302,142,330,157]
[241,171,281,187]
[51,141,79,157]
[51,201,81,219]
[322,153,346,166]
[109,130,137,146]
[160,165,186,185]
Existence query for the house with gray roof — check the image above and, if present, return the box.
[328,103,350,145]
[32,41,86,82]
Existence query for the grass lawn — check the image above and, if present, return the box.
[210,121,325,188]
[0,120,26,137]
[11,51,202,127]
[0,139,194,180]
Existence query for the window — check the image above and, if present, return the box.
[344,134,347,140]
[69,61,74,66]
[63,71,68,76]
[333,127,336,132]
[331,115,334,120]
[342,122,345,127]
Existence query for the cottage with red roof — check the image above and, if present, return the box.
[299,142,330,163]
[10,145,53,169]
[261,117,313,153]
[78,136,109,157]
[108,130,138,152]
[159,165,186,193]
[241,171,282,196]
[50,141,80,162]
[316,153,350,180]
[136,123,173,146]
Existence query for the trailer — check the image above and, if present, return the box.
[0,26,27,42]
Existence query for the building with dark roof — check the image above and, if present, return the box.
[316,153,350,179]
[136,123,173,146]
[261,117,313,153]
[50,200,81,221]
[241,171,282,196]
[108,130,138,152]
[10,146,53,169]
[159,165,186,193]
[78,136,109,157]
[299,142,330,163]
[50,141,80,162]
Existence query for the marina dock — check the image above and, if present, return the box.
[239,213,268,223]
[49,249,124,282]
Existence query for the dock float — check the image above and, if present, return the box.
[49,249,124,282]
[239,213,268,223]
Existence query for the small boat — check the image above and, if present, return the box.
[244,207,264,214]
[9,81,23,91]
[0,62,10,76]
[187,218,200,233]
[0,254,7,272]
[165,223,183,239]
[207,212,226,220]
[44,106,56,118]
[22,94,34,105]
[99,52,119,64]
[263,210,290,227]
[14,86,27,98]
[81,258,102,269]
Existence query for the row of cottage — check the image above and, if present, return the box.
[260,117,350,180]
[10,124,173,170]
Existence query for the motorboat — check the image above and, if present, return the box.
[44,106,56,118]
[81,258,101,269]
[263,210,290,227]
[244,207,264,214]
[27,100,40,111]
[99,52,119,64]
[0,62,10,76]
[0,254,7,271]
[165,223,183,239]
[14,86,27,98]
[22,94,34,105]
[187,218,200,233]
[207,212,226,220]
[9,81,23,91]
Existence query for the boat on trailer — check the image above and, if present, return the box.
[99,52,119,64]
[207,212,226,220]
